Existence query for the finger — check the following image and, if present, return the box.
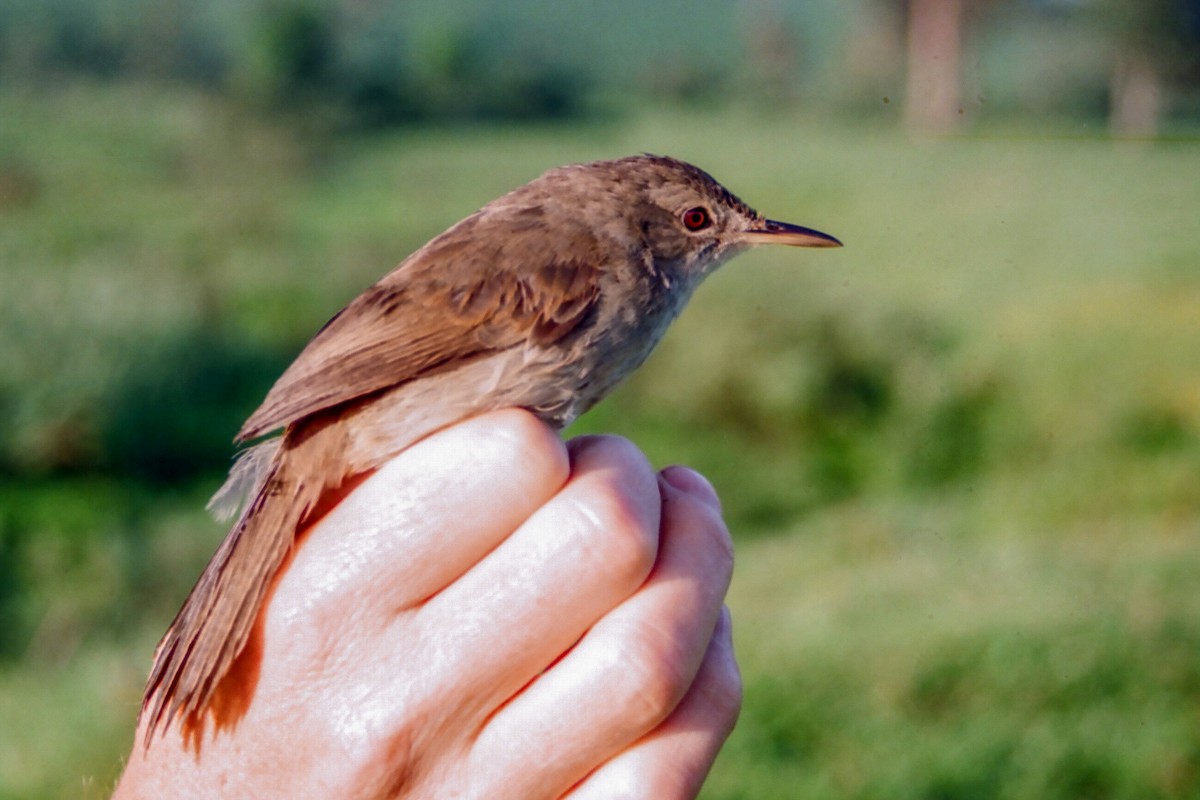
[273,409,569,623]
[658,465,721,512]
[404,435,662,725]
[465,467,734,799]
[563,607,741,800]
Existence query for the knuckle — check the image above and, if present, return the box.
[571,434,654,481]
[703,657,744,727]
[692,499,734,579]
[565,436,661,585]
[662,489,734,589]
[569,477,658,587]
[700,609,742,731]
[485,409,569,481]
[601,621,690,731]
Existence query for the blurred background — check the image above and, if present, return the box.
[1,0,1199,797]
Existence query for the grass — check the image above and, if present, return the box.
[0,81,1198,798]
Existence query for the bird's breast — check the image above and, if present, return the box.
[528,272,699,426]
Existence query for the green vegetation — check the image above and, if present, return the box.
[1,82,1199,798]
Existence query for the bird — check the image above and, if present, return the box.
[141,153,841,741]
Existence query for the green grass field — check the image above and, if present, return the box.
[1,82,1199,798]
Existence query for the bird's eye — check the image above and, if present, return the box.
[681,207,712,231]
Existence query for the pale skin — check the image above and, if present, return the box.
[115,409,741,799]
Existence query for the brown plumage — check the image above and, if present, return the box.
[141,154,840,741]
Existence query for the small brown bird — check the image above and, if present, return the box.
[142,154,840,739]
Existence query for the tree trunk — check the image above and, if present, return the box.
[1110,50,1163,138]
[904,0,964,135]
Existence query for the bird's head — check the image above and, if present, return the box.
[545,154,841,279]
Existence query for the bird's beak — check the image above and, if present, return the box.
[740,219,842,248]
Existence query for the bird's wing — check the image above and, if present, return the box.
[237,238,603,442]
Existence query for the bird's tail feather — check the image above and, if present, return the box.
[206,437,283,524]
[141,435,327,743]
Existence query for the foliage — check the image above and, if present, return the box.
[1093,0,1200,78]
[4,0,1198,129]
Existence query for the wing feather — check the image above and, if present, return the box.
[237,223,604,442]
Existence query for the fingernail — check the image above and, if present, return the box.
[660,466,722,511]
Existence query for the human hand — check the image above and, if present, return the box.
[114,409,740,799]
